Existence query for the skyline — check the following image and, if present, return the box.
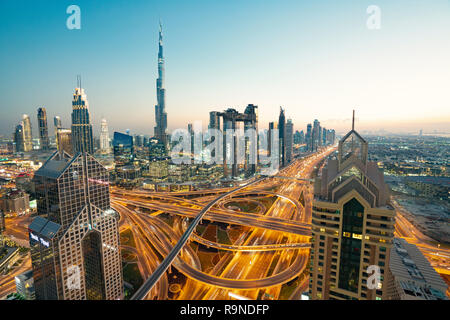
[1,0,450,137]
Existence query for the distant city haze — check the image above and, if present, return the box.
[0,0,449,137]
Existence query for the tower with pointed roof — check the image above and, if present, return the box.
[309,110,395,300]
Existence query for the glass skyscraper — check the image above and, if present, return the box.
[71,86,94,154]
[154,22,168,148]
[37,107,50,150]
[29,151,123,300]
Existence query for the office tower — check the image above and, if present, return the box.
[312,119,320,151]
[216,105,258,178]
[30,151,123,300]
[15,270,35,300]
[187,123,195,155]
[54,116,62,137]
[37,107,50,150]
[154,22,168,148]
[22,114,33,152]
[268,122,276,157]
[56,128,73,155]
[293,130,301,144]
[100,118,110,153]
[327,129,336,145]
[285,119,293,164]
[306,123,312,151]
[278,107,286,167]
[300,130,305,144]
[322,127,327,146]
[14,123,25,152]
[209,111,221,129]
[243,104,258,176]
[113,132,134,167]
[384,238,448,300]
[71,79,94,154]
[310,111,395,300]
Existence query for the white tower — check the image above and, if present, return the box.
[100,118,110,153]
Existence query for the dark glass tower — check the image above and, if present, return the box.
[29,151,123,300]
[154,22,168,148]
[71,81,94,155]
[278,107,286,167]
[14,123,24,152]
[37,107,50,150]
[113,132,134,167]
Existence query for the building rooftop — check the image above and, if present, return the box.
[389,238,448,300]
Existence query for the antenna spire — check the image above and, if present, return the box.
[352,109,355,130]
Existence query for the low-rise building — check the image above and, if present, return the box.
[384,238,448,300]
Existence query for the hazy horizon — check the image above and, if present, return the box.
[1,0,449,137]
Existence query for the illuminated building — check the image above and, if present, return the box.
[30,151,123,300]
[15,270,35,300]
[22,114,33,152]
[384,238,448,300]
[56,128,73,155]
[37,107,50,150]
[309,111,395,300]
[147,157,169,181]
[71,79,94,154]
[1,189,30,215]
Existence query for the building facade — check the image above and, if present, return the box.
[22,114,33,152]
[309,114,395,300]
[71,86,94,154]
[154,22,168,148]
[100,118,110,153]
[30,152,123,300]
[37,107,50,150]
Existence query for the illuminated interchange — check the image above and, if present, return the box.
[0,22,448,301]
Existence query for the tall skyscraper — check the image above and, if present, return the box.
[14,123,24,153]
[309,111,395,300]
[100,118,110,153]
[37,107,50,150]
[154,22,168,148]
[71,79,94,154]
[113,132,134,167]
[30,151,123,300]
[306,123,312,151]
[209,111,221,130]
[312,119,320,151]
[54,116,62,137]
[278,107,286,167]
[285,119,293,164]
[268,122,276,157]
[22,114,33,152]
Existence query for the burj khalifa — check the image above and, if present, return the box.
[154,21,168,148]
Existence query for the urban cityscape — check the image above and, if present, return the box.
[0,0,449,308]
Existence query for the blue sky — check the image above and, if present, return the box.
[1,0,449,137]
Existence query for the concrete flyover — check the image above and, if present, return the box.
[130,177,264,300]
[132,213,310,291]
